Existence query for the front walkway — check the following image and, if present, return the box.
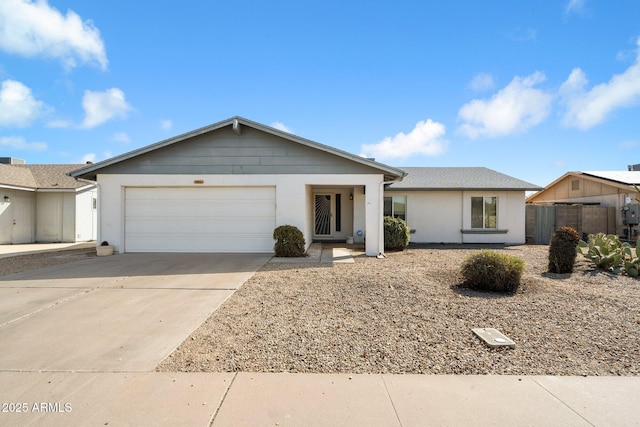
[270,243,359,264]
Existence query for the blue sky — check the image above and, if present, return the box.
[1,0,639,187]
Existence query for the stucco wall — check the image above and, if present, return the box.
[401,190,464,243]
[36,192,77,242]
[388,190,527,245]
[0,190,35,244]
[97,173,383,256]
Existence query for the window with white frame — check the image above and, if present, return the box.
[384,195,406,220]
[471,196,497,229]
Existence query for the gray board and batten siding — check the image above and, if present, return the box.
[83,125,388,177]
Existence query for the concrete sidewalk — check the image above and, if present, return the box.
[1,372,638,426]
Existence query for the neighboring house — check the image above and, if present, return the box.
[526,171,640,239]
[69,117,538,255]
[0,160,97,244]
[384,167,542,244]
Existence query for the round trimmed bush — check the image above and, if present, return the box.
[460,250,525,293]
[548,226,580,273]
[384,216,410,251]
[273,225,306,257]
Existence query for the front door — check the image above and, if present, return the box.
[12,195,34,244]
[314,193,333,237]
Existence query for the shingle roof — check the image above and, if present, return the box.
[0,164,38,188]
[0,164,92,190]
[581,171,640,185]
[387,167,542,191]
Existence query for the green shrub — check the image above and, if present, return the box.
[384,216,410,251]
[548,226,580,273]
[578,233,640,277]
[460,250,525,293]
[273,225,306,257]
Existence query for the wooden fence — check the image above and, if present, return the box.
[526,205,617,244]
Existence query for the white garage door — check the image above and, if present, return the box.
[124,187,276,253]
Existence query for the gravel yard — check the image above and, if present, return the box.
[0,249,96,277]
[158,244,640,376]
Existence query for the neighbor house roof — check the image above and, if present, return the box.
[70,116,407,182]
[526,170,640,203]
[0,164,93,191]
[386,167,542,191]
[580,171,640,185]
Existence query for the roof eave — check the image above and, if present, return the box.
[386,187,542,191]
[0,184,36,192]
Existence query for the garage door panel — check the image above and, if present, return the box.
[126,199,274,217]
[125,187,276,253]
[126,218,276,234]
[125,235,275,253]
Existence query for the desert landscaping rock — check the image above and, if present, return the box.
[0,249,96,277]
[158,244,640,376]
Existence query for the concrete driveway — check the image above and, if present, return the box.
[0,253,270,372]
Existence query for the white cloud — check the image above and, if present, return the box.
[81,88,132,128]
[360,119,447,161]
[271,121,293,133]
[112,132,130,143]
[81,153,96,163]
[0,79,44,127]
[565,0,586,15]
[81,151,111,163]
[0,135,47,151]
[0,0,107,70]
[160,119,173,130]
[457,72,553,138]
[559,38,640,130]
[46,118,72,128]
[469,73,495,92]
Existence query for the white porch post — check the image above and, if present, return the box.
[364,183,381,256]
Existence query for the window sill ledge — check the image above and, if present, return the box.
[461,229,509,234]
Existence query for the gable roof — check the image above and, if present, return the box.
[386,167,542,191]
[70,116,407,181]
[1,164,93,191]
[526,170,640,203]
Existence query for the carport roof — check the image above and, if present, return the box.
[69,116,407,182]
[1,164,94,191]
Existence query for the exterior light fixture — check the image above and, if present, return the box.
[3,196,9,202]
[349,193,353,200]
